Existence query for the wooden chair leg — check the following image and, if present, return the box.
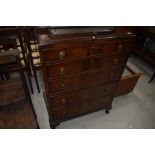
[148,71,155,83]
[27,49,40,93]
[26,72,34,94]
[5,73,10,80]
[0,74,4,80]
[0,73,9,80]
[24,28,40,93]
[33,69,40,93]
[27,63,34,94]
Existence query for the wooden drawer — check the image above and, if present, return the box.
[46,54,128,78]
[43,46,90,62]
[103,41,132,53]
[93,40,132,54]
[50,94,113,121]
[50,102,79,121]
[48,66,122,93]
[48,82,117,109]
[115,66,143,97]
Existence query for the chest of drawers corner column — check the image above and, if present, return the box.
[35,27,135,128]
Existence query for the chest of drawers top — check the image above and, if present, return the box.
[35,27,135,50]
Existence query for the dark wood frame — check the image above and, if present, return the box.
[0,49,39,128]
[23,27,41,93]
[0,27,34,93]
[133,27,155,83]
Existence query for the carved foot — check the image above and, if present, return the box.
[105,104,111,114]
[148,72,155,83]
[51,126,56,129]
[105,109,110,114]
[50,121,60,129]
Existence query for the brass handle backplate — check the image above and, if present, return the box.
[59,51,65,59]
[61,83,65,89]
[113,58,119,64]
[60,67,65,75]
[118,44,123,52]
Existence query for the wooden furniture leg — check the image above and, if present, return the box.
[148,71,155,83]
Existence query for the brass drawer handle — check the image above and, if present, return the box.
[113,58,119,64]
[62,98,66,103]
[90,58,94,63]
[105,87,110,92]
[118,44,123,52]
[109,72,114,78]
[59,51,65,59]
[60,67,65,75]
[61,83,65,89]
[62,111,66,116]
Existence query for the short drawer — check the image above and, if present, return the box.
[43,46,90,62]
[50,94,113,121]
[48,82,117,109]
[93,40,132,55]
[48,66,122,93]
[103,41,132,53]
[46,54,128,78]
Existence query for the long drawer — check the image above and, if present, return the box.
[48,66,122,93]
[43,40,131,63]
[50,94,113,121]
[46,53,128,78]
[48,82,117,109]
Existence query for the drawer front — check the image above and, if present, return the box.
[103,41,132,53]
[43,46,90,62]
[80,94,112,113]
[50,103,79,121]
[50,94,112,121]
[48,66,122,93]
[93,40,132,54]
[48,82,117,109]
[46,54,128,78]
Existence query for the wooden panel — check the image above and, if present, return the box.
[50,94,113,121]
[48,82,117,109]
[0,100,37,129]
[43,46,90,62]
[115,66,143,97]
[84,95,112,113]
[48,88,86,109]
[0,79,26,106]
[103,41,132,53]
[50,102,80,121]
[48,67,122,93]
[39,38,92,51]
[94,40,132,54]
[46,54,128,78]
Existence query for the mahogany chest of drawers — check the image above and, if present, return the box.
[35,27,135,128]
